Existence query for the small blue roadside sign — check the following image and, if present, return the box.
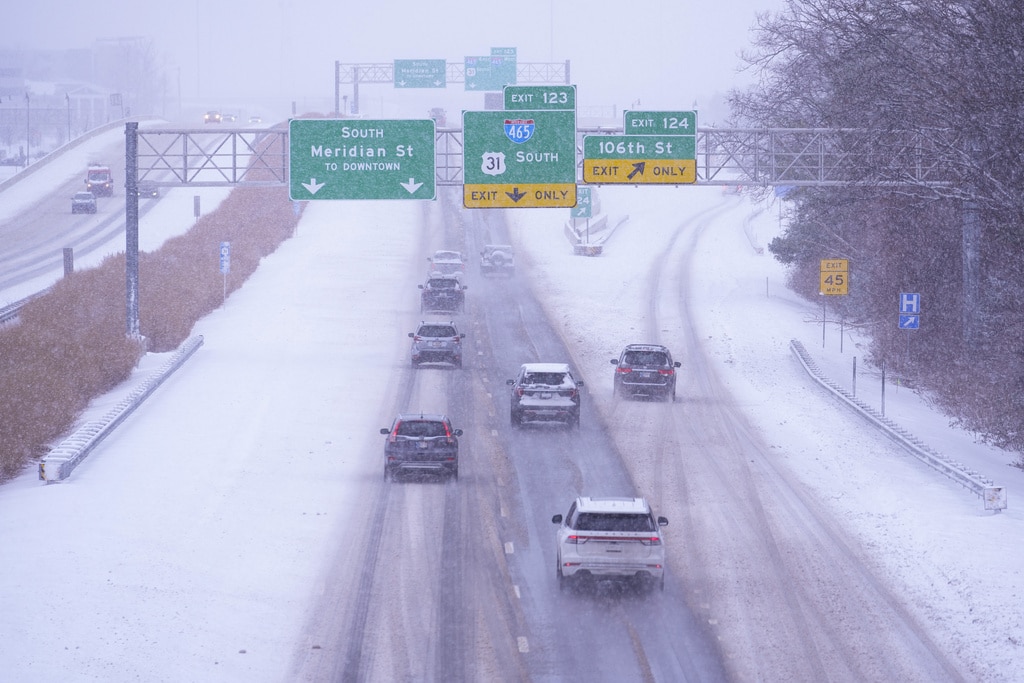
[899,292,920,329]
[220,241,230,274]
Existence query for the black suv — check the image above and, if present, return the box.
[409,321,465,368]
[611,344,681,401]
[419,275,467,313]
[507,362,584,429]
[380,413,462,480]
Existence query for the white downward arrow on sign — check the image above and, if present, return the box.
[302,178,325,194]
[401,177,423,194]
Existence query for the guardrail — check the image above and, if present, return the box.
[789,339,1006,509]
[39,335,205,482]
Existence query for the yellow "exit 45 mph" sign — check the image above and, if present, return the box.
[820,259,849,295]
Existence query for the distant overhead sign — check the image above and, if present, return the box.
[465,48,517,91]
[504,85,576,111]
[288,118,435,200]
[394,59,446,88]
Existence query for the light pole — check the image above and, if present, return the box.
[65,93,71,142]
[24,92,30,167]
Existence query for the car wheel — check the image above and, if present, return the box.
[511,410,522,428]
[556,556,566,590]
[451,465,458,481]
[570,412,580,429]
[384,464,391,481]
[454,357,462,369]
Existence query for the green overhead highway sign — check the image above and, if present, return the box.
[465,55,516,91]
[288,119,435,201]
[623,110,697,135]
[504,85,576,111]
[394,59,446,88]
[583,134,696,184]
[462,109,576,208]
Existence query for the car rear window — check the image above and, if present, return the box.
[395,420,448,437]
[429,279,456,289]
[623,351,669,367]
[524,372,569,386]
[419,325,456,337]
[573,513,655,532]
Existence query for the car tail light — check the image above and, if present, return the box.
[515,387,524,397]
[615,367,632,374]
[658,369,675,376]
[451,336,460,343]
[639,536,662,546]
[562,388,578,399]
[412,335,423,342]
[565,535,586,544]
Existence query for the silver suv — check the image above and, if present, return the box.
[409,321,465,368]
[480,244,515,276]
[507,362,583,429]
[552,496,668,591]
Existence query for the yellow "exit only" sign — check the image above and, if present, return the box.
[820,258,849,295]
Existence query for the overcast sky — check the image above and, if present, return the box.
[5,0,784,122]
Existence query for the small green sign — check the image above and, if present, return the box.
[571,186,592,218]
[505,85,576,111]
[288,119,435,200]
[623,110,697,135]
[394,59,446,88]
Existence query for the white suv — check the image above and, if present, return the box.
[552,496,668,591]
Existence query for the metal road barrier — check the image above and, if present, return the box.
[789,339,1006,509]
[38,335,205,483]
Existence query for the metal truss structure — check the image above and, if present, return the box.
[133,126,957,190]
[335,61,570,86]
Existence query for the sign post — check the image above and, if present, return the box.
[288,119,435,201]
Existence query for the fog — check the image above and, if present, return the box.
[4,0,782,122]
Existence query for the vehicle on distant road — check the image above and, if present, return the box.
[85,165,113,196]
[409,321,465,368]
[428,250,465,278]
[136,181,159,198]
[71,191,97,214]
[419,275,467,313]
[204,110,222,124]
[480,244,515,276]
[381,413,462,480]
[508,362,583,428]
[611,344,681,401]
[552,496,668,591]
[222,113,237,123]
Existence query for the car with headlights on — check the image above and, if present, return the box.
[507,362,583,428]
[552,496,668,591]
[380,413,462,480]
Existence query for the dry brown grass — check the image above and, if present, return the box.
[0,178,302,481]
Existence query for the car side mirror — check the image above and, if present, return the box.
[460,334,466,339]
[576,380,585,387]
[506,379,515,385]
[380,428,390,435]
[462,285,468,290]
[674,362,681,368]
[418,284,425,290]
[610,359,619,365]
[552,514,563,524]
[453,429,464,436]
[658,516,668,526]
[408,332,415,338]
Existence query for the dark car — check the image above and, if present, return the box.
[380,413,462,480]
[507,362,584,429]
[136,181,159,198]
[419,275,467,313]
[409,321,465,368]
[71,191,97,214]
[611,344,681,401]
